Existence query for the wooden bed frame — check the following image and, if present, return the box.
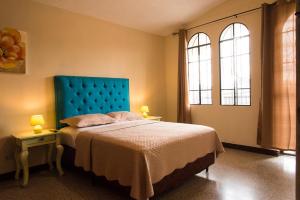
[62,145,215,199]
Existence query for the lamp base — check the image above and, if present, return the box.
[142,112,148,118]
[33,125,43,134]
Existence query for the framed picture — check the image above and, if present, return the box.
[0,27,26,74]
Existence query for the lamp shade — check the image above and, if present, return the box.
[30,115,45,126]
[140,106,149,113]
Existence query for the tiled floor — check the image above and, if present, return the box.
[0,148,295,200]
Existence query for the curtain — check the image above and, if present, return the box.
[295,1,299,199]
[177,29,191,123]
[257,0,296,150]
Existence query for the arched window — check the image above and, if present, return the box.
[281,14,296,142]
[282,14,296,83]
[220,23,250,105]
[187,33,212,105]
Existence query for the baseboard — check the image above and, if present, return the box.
[0,164,50,181]
[222,142,280,156]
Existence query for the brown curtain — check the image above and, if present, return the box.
[295,0,300,199]
[257,0,296,150]
[177,29,191,123]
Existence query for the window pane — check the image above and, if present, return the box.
[201,90,212,104]
[188,62,200,90]
[200,60,211,90]
[221,57,234,89]
[283,15,295,31]
[199,33,210,45]
[200,45,211,61]
[220,24,233,40]
[283,62,295,81]
[235,54,250,89]
[235,36,249,55]
[282,33,294,63]
[189,91,200,104]
[236,89,250,105]
[234,23,249,37]
[282,15,296,89]
[220,23,250,106]
[220,40,234,58]
[188,34,199,48]
[188,48,198,62]
[221,90,234,105]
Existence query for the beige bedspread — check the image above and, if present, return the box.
[75,120,224,200]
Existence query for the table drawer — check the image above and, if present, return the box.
[23,135,56,146]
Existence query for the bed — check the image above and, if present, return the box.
[54,75,224,200]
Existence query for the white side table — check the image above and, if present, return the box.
[13,129,64,186]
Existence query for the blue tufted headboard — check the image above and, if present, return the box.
[54,76,130,129]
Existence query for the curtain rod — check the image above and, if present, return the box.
[172,6,262,35]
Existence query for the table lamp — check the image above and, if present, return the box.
[140,105,149,118]
[30,115,45,134]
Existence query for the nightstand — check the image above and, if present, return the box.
[13,129,64,186]
[145,116,162,121]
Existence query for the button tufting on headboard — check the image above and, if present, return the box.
[54,76,130,129]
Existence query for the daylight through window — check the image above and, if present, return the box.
[187,33,212,105]
[220,23,250,105]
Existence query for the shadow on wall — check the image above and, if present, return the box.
[0,133,50,175]
[0,135,16,174]
[45,76,56,129]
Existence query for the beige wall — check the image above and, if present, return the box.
[0,0,166,174]
[0,0,278,175]
[164,0,275,147]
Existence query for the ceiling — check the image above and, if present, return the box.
[33,0,226,36]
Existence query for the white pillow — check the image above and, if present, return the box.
[60,113,115,128]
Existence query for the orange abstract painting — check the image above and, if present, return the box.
[0,27,26,73]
